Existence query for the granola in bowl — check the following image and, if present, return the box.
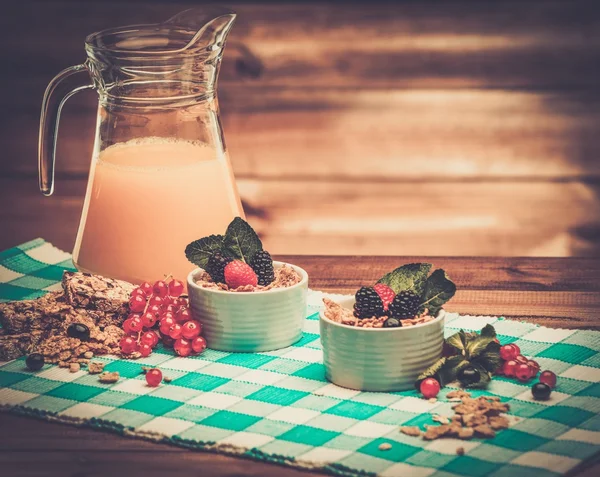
[194,264,301,292]
[323,298,435,328]
[321,263,455,329]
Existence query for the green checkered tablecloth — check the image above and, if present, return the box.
[1,239,600,477]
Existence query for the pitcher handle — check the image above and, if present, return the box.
[39,64,93,196]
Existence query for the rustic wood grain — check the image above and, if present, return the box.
[4,88,600,180]
[1,255,600,476]
[2,178,598,257]
[2,0,600,257]
[2,1,599,89]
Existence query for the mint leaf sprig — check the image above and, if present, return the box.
[185,217,263,269]
[377,263,456,316]
[416,324,501,389]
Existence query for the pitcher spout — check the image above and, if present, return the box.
[165,7,236,54]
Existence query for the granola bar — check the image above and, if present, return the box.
[0,292,69,334]
[0,330,44,361]
[62,271,134,318]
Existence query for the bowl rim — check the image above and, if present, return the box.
[187,260,308,296]
[319,296,445,332]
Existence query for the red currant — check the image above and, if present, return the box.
[139,343,153,357]
[168,323,183,339]
[146,368,162,387]
[141,312,157,329]
[159,316,176,335]
[153,280,169,298]
[147,304,162,317]
[181,320,201,339]
[515,354,528,365]
[177,297,189,308]
[162,311,175,322]
[130,288,145,298]
[141,331,159,347]
[163,304,177,314]
[129,316,144,332]
[148,295,164,307]
[502,359,517,377]
[168,279,185,297]
[527,360,540,377]
[139,282,153,296]
[539,370,557,388]
[174,338,192,357]
[120,336,138,354]
[191,336,207,354]
[162,335,175,348]
[122,318,134,334]
[129,295,146,313]
[442,342,456,358]
[176,307,191,323]
[500,344,518,361]
[419,377,440,399]
[515,363,532,381]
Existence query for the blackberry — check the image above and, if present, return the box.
[388,290,421,319]
[250,250,275,286]
[205,252,233,284]
[353,287,385,319]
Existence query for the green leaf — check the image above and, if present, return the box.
[377,263,432,295]
[222,217,263,263]
[472,349,503,374]
[416,355,469,387]
[480,324,496,339]
[439,355,469,385]
[417,357,447,385]
[465,335,496,359]
[419,269,457,315]
[184,234,224,269]
[446,331,466,353]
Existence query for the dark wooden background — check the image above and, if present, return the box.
[1,0,600,257]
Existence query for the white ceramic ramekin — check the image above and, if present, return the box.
[319,297,445,392]
[187,261,308,352]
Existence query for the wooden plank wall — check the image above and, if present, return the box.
[1,0,600,256]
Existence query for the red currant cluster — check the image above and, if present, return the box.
[498,343,540,381]
[120,279,207,358]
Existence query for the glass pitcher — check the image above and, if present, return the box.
[39,8,245,285]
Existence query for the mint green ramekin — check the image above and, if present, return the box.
[187,261,308,352]
[319,297,445,391]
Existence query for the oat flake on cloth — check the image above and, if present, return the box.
[1,239,600,477]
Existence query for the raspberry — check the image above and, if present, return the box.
[224,260,258,288]
[205,252,233,284]
[373,283,395,311]
[388,290,421,319]
[250,250,275,286]
[353,287,385,319]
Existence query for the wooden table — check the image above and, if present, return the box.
[1,256,599,476]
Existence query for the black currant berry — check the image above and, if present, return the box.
[457,366,480,385]
[532,382,552,401]
[25,353,45,371]
[67,323,90,341]
[383,317,402,328]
